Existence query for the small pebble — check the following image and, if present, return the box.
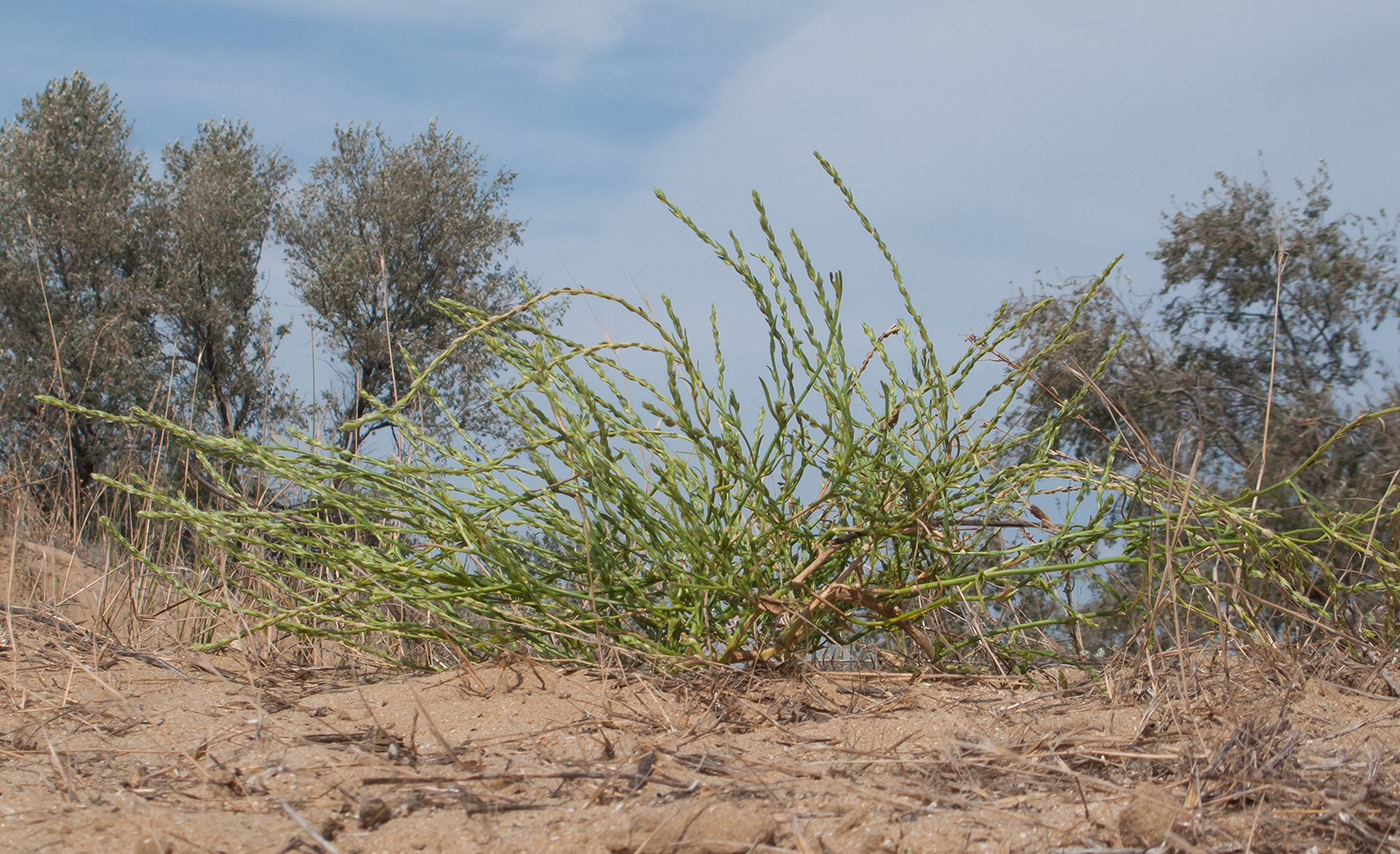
[358,796,392,830]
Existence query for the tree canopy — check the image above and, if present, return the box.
[0,72,539,519]
[154,118,295,440]
[1008,167,1400,512]
[0,72,158,498]
[279,121,531,452]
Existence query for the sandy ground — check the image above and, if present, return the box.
[3,538,1399,854]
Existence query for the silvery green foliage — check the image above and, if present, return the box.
[279,121,540,452]
[155,119,296,440]
[0,71,159,495]
[2,74,297,519]
[1010,168,1400,509]
[1007,169,1400,623]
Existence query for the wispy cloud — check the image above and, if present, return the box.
[518,0,1400,359]
[502,0,646,81]
[215,0,651,83]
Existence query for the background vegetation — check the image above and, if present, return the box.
[1007,169,1400,630]
[4,71,1399,670]
[0,72,535,533]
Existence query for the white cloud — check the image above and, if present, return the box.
[503,0,646,81]
[216,0,503,26]
[215,0,650,83]
[520,0,1400,368]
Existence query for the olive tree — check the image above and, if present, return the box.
[1009,167,1400,509]
[0,72,160,499]
[154,119,295,440]
[279,121,534,452]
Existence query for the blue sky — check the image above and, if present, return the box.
[3,1,1399,404]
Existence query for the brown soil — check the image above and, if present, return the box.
[3,539,1400,853]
